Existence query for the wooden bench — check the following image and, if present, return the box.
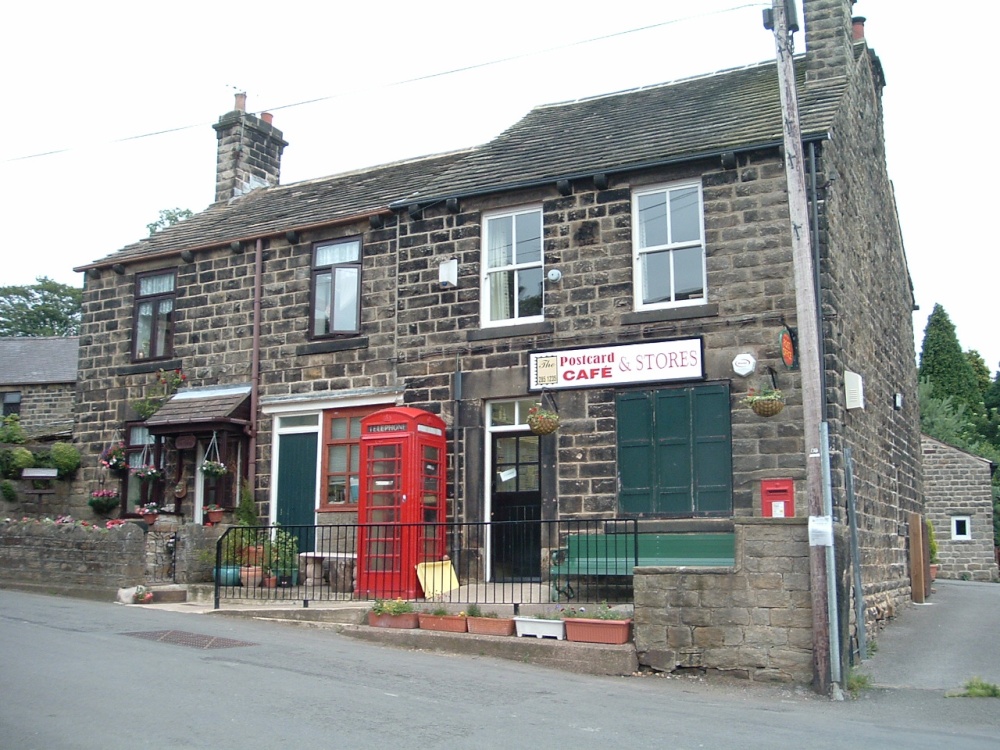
[550,532,735,585]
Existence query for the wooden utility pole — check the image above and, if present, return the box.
[767,0,832,695]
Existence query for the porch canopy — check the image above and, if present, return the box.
[145,384,252,436]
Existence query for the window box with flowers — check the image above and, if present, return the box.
[203,504,226,524]
[88,488,120,516]
[137,502,161,526]
[513,612,566,639]
[418,608,468,633]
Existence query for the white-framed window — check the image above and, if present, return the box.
[312,238,361,337]
[951,516,972,541]
[632,181,706,310]
[481,207,543,326]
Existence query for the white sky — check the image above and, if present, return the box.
[1,1,996,373]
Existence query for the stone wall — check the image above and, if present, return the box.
[1,382,74,437]
[0,519,145,599]
[922,436,998,581]
[633,519,812,683]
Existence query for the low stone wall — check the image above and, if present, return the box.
[633,518,812,683]
[0,519,146,600]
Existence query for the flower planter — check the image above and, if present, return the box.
[418,614,468,633]
[240,565,263,588]
[513,616,565,640]
[204,509,225,524]
[467,617,516,636]
[563,618,632,644]
[139,513,158,527]
[368,612,420,629]
[213,565,241,586]
[749,399,784,417]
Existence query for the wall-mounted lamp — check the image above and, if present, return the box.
[180,250,195,263]
[894,393,904,411]
[87,268,101,279]
[593,174,609,190]
[230,241,243,253]
[285,230,300,245]
[556,179,572,196]
[112,264,126,275]
[408,204,422,221]
[720,151,737,170]
[546,268,562,283]
[446,197,460,213]
[369,215,385,230]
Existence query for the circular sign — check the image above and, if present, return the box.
[780,328,797,369]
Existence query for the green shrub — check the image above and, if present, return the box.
[7,447,34,476]
[48,442,81,478]
[0,480,17,503]
[0,414,26,444]
[926,519,939,564]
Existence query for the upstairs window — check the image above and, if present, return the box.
[633,182,706,310]
[133,271,175,361]
[312,238,361,337]
[482,208,543,326]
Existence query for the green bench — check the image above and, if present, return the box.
[549,532,736,579]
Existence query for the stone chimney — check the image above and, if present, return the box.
[852,16,866,40]
[802,0,859,83]
[212,93,288,203]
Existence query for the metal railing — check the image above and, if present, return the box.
[212,517,641,609]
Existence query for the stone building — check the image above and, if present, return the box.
[0,336,79,438]
[922,435,998,582]
[72,0,921,682]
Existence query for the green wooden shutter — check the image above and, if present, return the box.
[616,391,655,514]
[655,388,693,514]
[692,384,733,514]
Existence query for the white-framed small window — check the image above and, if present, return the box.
[632,181,706,310]
[481,207,543,327]
[951,516,972,541]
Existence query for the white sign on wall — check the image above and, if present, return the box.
[529,338,704,390]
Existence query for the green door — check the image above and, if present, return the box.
[277,432,317,551]
[617,384,732,516]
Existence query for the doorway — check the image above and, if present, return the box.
[490,431,541,581]
[276,431,318,552]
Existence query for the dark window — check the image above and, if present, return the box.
[616,384,732,516]
[2,392,21,417]
[311,238,361,337]
[133,270,175,361]
[125,423,163,511]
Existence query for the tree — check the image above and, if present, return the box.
[918,304,981,412]
[965,350,992,404]
[147,207,193,235]
[0,277,82,337]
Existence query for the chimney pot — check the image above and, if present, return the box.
[235,92,247,111]
[261,112,273,125]
[852,16,866,41]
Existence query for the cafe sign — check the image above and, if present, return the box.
[529,338,704,390]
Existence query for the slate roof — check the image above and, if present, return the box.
[78,57,848,270]
[0,337,80,385]
[145,384,252,434]
[394,60,845,206]
[75,150,469,271]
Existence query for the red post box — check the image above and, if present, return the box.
[761,478,794,518]
[356,407,447,598]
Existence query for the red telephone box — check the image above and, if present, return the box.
[356,407,448,598]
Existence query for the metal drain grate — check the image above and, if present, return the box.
[123,630,256,650]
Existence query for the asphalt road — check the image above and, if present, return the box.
[1,587,998,749]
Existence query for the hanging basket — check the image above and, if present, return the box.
[527,409,560,435]
[750,398,785,417]
[200,432,228,477]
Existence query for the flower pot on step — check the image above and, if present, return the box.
[367,612,420,629]
[418,614,468,633]
[513,616,565,640]
[563,618,632,644]
[467,617,516,636]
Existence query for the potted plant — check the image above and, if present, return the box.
[466,603,516,636]
[132,584,154,604]
[368,598,419,629]
[99,442,128,476]
[561,603,632,644]
[418,606,468,633]
[137,502,161,526]
[88,488,120,516]
[200,460,228,478]
[513,610,566,639]
[203,504,225,524]
[213,534,243,586]
[526,403,560,435]
[269,526,300,586]
[131,464,164,483]
[741,387,785,417]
